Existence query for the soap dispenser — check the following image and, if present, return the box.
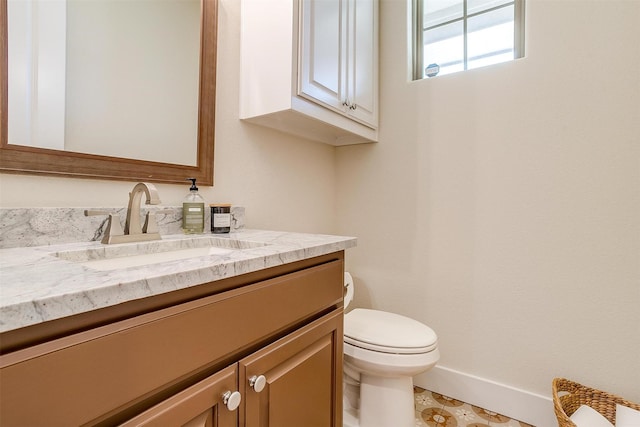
[183,178,205,234]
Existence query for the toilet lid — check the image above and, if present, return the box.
[344,308,438,354]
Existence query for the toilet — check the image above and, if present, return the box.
[343,273,439,427]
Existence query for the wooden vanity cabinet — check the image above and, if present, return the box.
[0,253,345,427]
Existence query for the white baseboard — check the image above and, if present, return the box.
[414,366,557,427]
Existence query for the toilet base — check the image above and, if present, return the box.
[343,374,360,427]
[343,405,359,427]
[344,374,415,427]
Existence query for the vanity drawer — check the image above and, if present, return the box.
[0,259,343,427]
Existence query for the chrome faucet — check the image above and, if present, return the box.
[85,182,163,244]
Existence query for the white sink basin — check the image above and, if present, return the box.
[54,236,267,271]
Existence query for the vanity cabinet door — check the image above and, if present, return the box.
[120,365,239,427]
[240,309,343,427]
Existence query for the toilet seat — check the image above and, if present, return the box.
[344,309,438,355]
[345,336,437,354]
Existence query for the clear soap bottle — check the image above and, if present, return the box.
[183,178,205,234]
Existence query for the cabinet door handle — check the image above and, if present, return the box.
[349,104,357,110]
[222,390,242,411]
[342,100,351,108]
[248,375,267,393]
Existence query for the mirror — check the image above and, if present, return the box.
[0,0,217,185]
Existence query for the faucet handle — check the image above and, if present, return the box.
[102,214,125,244]
[142,209,175,233]
[86,212,124,244]
[84,210,124,244]
[143,212,159,234]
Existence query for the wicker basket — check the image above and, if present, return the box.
[552,378,640,427]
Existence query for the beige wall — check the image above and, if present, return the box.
[0,0,338,234]
[337,0,640,400]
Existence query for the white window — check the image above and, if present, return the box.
[413,0,525,79]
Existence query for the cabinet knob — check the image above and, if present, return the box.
[248,375,267,393]
[222,390,242,411]
[342,100,351,107]
[350,104,357,110]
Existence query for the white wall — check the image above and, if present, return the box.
[337,0,640,404]
[0,0,338,235]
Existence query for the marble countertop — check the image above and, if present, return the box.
[0,229,356,333]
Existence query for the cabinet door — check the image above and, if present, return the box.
[240,309,343,427]
[120,365,239,427]
[347,0,378,127]
[299,0,347,111]
[299,0,378,128]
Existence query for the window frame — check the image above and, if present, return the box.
[412,0,525,80]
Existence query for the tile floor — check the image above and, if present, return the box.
[414,386,535,427]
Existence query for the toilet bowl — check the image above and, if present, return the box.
[343,273,439,427]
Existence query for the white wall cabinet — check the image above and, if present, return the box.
[299,0,377,129]
[240,0,378,146]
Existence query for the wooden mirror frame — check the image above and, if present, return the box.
[0,0,217,185]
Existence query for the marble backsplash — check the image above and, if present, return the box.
[0,206,245,249]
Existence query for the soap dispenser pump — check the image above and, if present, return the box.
[183,178,205,234]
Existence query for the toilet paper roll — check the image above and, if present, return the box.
[344,272,354,308]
